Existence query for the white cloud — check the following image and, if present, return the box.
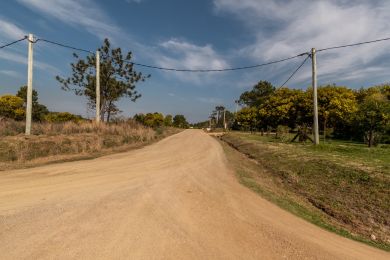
[16,0,123,41]
[214,0,390,85]
[0,18,26,40]
[0,70,21,78]
[0,51,60,74]
[154,39,229,84]
[158,39,229,70]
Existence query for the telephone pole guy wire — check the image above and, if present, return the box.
[277,54,310,90]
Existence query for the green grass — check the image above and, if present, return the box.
[219,133,390,251]
[236,167,388,251]
[236,132,390,174]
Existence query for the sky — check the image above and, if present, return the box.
[1,0,390,122]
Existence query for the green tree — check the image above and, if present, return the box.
[354,90,389,147]
[16,86,49,122]
[143,113,164,128]
[56,38,149,122]
[0,95,25,120]
[214,105,225,128]
[234,107,258,131]
[164,114,173,127]
[257,88,310,130]
[238,81,275,107]
[133,113,145,125]
[316,85,357,140]
[173,115,189,128]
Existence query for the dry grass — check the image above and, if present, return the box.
[0,118,151,136]
[0,119,180,170]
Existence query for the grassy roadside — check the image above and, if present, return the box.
[218,132,390,251]
[0,121,181,171]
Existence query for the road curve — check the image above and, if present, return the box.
[0,130,388,259]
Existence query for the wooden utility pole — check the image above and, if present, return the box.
[25,34,34,135]
[311,48,320,145]
[223,109,226,130]
[96,50,101,123]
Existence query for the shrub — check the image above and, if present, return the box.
[44,112,83,123]
[0,95,25,120]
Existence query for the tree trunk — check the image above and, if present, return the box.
[107,100,112,123]
[323,116,327,142]
[368,129,373,148]
[100,98,106,122]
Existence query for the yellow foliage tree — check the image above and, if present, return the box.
[0,95,25,120]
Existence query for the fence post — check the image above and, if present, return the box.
[25,33,34,135]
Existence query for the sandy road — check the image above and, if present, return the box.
[0,130,388,259]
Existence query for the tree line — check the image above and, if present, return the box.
[233,81,390,146]
[0,86,82,123]
[0,85,190,129]
[134,113,189,129]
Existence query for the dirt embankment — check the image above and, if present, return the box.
[0,123,180,170]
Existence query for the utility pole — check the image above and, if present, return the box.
[223,109,226,131]
[311,48,320,145]
[95,50,101,123]
[25,34,34,135]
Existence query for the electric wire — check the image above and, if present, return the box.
[35,38,94,54]
[126,53,308,72]
[0,36,27,49]
[5,35,390,73]
[317,36,390,52]
[33,37,309,72]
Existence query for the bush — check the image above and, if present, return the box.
[44,112,83,123]
[0,95,25,121]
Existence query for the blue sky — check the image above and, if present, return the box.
[1,0,390,122]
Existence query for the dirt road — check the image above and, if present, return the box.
[0,130,388,259]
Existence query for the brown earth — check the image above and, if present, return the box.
[0,130,388,259]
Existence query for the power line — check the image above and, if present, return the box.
[0,36,27,49]
[277,54,310,90]
[126,53,308,72]
[33,37,309,72]
[26,35,390,72]
[35,38,94,54]
[317,36,390,52]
